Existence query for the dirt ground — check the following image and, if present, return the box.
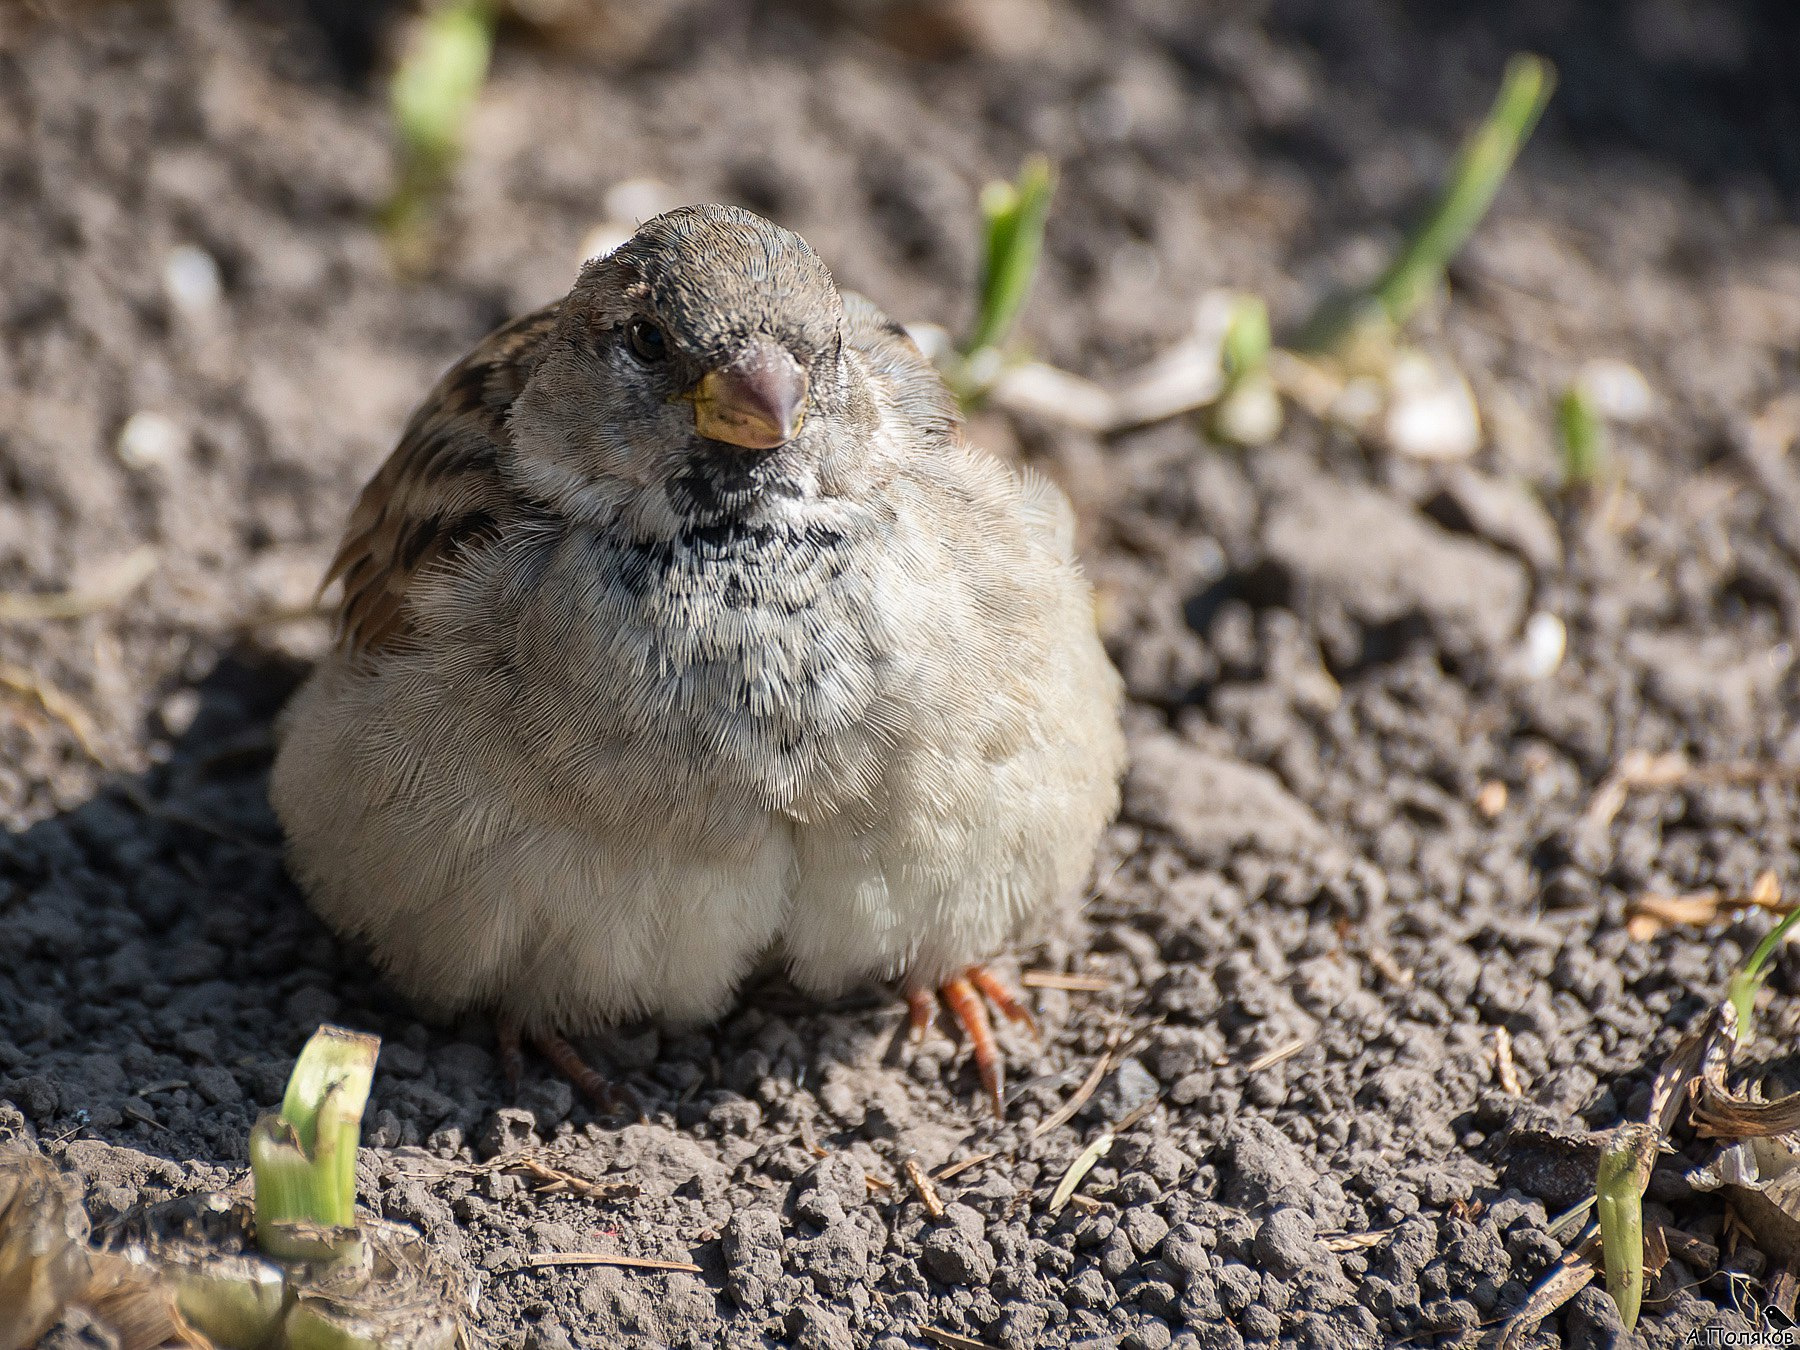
[5,1,1800,1346]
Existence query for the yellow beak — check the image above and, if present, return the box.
[691,341,808,450]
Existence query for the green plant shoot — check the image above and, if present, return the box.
[251,1025,380,1262]
[964,155,1057,361]
[1221,295,1271,383]
[1726,905,1800,1044]
[1303,53,1555,351]
[383,0,497,246]
[1558,384,1606,488]
[1595,1123,1654,1332]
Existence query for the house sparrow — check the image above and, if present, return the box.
[270,204,1125,1116]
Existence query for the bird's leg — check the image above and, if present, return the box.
[497,1012,526,1096]
[530,1030,615,1111]
[909,965,1035,1119]
[905,986,938,1042]
[498,1014,637,1118]
[969,966,1041,1040]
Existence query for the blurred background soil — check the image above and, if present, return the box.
[3,1,1800,1346]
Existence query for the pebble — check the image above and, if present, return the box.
[476,1107,537,1160]
[1383,352,1481,459]
[115,410,186,470]
[922,1203,998,1285]
[162,243,223,315]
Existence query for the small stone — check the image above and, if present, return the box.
[793,1153,866,1226]
[784,1300,854,1350]
[1122,1207,1171,1256]
[921,1204,997,1285]
[1094,1057,1160,1120]
[477,1107,537,1160]
[8,1076,58,1121]
[518,1076,574,1131]
[1123,1323,1174,1350]
[434,1042,493,1090]
[157,689,202,737]
[426,1125,464,1157]
[1238,1303,1281,1340]
[1517,611,1567,680]
[1254,1208,1319,1278]
[162,244,223,315]
[116,411,186,470]
[1577,357,1655,423]
[1384,352,1481,459]
[190,1065,242,1105]
[382,1043,426,1079]
[723,1207,786,1308]
[283,985,339,1027]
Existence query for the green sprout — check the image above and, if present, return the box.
[250,1026,380,1264]
[1303,53,1556,352]
[1595,1124,1656,1331]
[1557,383,1607,489]
[1209,294,1283,447]
[381,0,498,265]
[1726,905,1800,1044]
[952,155,1057,405]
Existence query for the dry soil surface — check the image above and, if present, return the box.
[5,2,1800,1347]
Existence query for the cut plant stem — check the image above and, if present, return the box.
[1595,1123,1656,1331]
[251,1025,380,1262]
[1302,53,1555,351]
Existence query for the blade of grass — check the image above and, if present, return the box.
[962,156,1057,361]
[383,0,497,255]
[1372,53,1554,326]
[1303,53,1555,351]
[1727,906,1800,1043]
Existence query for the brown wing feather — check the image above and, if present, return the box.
[326,303,561,657]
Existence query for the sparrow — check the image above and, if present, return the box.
[269,203,1125,1116]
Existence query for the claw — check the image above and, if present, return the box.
[907,965,1036,1119]
[495,1017,640,1120]
[532,1030,618,1111]
[905,986,937,1042]
[970,967,1040,1040]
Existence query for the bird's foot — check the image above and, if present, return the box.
[905,966,1040,1119]
[497,1014,641,1120]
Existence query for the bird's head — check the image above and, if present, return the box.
[507,204,882,531]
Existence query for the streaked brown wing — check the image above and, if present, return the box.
[326,303,561,657]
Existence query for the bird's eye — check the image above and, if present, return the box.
[626,319,667,363]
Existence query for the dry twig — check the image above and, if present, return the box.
[904,1158,945,1220]
[921,1328,993,1350]
[1492,1026,1524,1096]
[1627,871,1789,942]
[505,1157,636,1200]
[1030,1052,1112,1139]
[519,1251,700,1274]
[0,547,158,622]
[0,662,108,763]
[1046,1100,1157,1215]
[1585,751,1800,835]
[1020,971,1114,993]
[1245,1037,1307,1075]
